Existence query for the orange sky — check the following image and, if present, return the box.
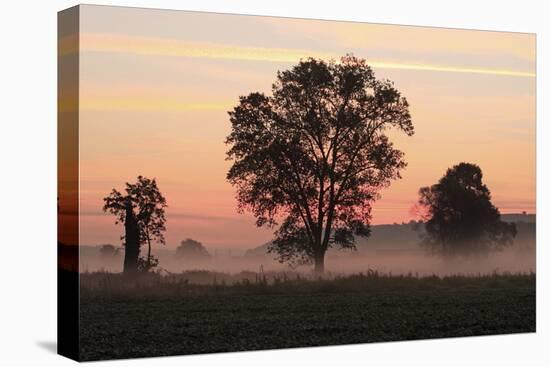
[67,5,535,249]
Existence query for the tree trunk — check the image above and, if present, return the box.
[313,251,325,274]
[123,203,140,273]
[146,236,152,268]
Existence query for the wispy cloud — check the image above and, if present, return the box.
[60,33,535,78]
[79,98,232,112]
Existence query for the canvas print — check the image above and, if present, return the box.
[58,5,536,361]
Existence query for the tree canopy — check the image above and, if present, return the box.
[225,55,414,272]
[417,163,516,256]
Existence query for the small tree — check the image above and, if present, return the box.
[99,244,119,258]
[103,176,167,272]
[226,55,413,272]
[417,163,516,256]
[175,238,211,260]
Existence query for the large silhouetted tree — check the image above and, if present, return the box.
[103,176,167,273]
[226,55,414,272]
[417,163,516,256]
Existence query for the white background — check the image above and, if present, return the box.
[0,0,547,365]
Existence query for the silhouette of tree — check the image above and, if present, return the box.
[99,244,119,258]
[226,55,414,272]
[175,238,211,260]
[103,176,167,272]
[417,163,516,256]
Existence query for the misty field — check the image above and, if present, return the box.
[79,272,535,361]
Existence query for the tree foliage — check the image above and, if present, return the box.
[226,55,414,271]
[417,163,516,256]
[103,176,167,271]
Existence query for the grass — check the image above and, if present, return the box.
[79,271,535,361]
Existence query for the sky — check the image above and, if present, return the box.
[62,5,535,249]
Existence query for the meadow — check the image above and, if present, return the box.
[79,271,535,361]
